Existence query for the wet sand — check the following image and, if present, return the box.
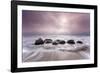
[23,49,89,62]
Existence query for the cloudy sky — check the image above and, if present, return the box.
[22,10,90,35]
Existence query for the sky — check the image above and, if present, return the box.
[22,10,90,35]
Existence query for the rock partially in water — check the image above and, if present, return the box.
[44,39,52,44]
[77,41,83,44]
[56,40,61,43]
[67,40,75,44]
[52,39,66,45]
[59,40,65,44]
[34,38,44,45]
[52,41,58,45]
[78,45,89,51]
[66,45,89,52]
[55,39,65,44]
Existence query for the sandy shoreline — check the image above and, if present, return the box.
[23,48,89,62]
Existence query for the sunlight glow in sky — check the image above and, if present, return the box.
[22,10,90,35]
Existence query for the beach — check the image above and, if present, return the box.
[23,48,89,62]
[22,34,90,62]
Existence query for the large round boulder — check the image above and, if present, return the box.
[44,39,52,44]
[59,40,65,44]
[77,41,83,44]
[67,40,75,44]
[52,41,58,45]
[34,38,44,45]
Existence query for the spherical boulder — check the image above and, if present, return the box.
[52,41,58,45]
[44,39,52,44]
[34,38,44,45]
[67,40,75,44]
[59,40,65,44]
[77,41,83,44]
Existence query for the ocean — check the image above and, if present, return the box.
[22,34,90,62]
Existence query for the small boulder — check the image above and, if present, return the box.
[56,40,61,43]
[34,38,44,45]
[55,39,65,44]
[67,40,75,44]
[44,39,52,44]
[52,41,58,45]
[77,41,83,44]
[77,45,89,51]
[59,40,65,44]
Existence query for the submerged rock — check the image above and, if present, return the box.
[77,41,83,44]
[67,40,75,44]
[34,38,44,45]
[44,39,52,44]
[78,45,89,51]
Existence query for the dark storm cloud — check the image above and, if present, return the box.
[22,10,90,34]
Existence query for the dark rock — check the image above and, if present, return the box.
[52,41,58,45]
[79,46,89,51]
[44,39,52,44]
[77,41,83,44]
[59,40,65,44]
[34,38,44,45]
[52,39,65,45]
[56,40,61,43]
[55,39,65,44]
[67,40,75,44]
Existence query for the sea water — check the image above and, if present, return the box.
[22,34,90,62]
